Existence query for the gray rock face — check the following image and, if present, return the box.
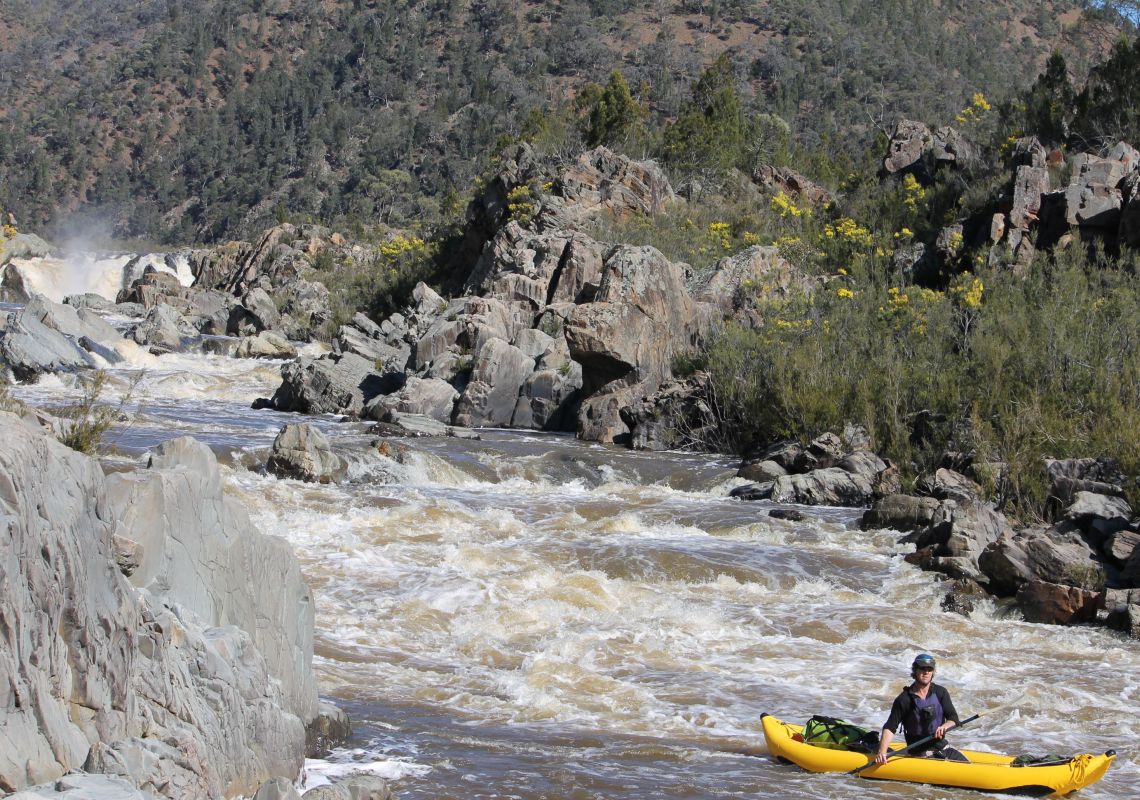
[1,302,96,380]
[901,500,1011,583]
[566,245,716,442]
[267,423,344,483]
[130,303,187,353]
[882,119,932,174]
[272,352,391,416]
[367,376,458,424]
[861,494,942,531]
[454,337,536,428]
[621,373,720,452]
[6,773,163,799]
[769,467,875,506]
[978,524,1103,596]
[0,416,317,797]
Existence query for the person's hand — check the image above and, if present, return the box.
[874,751,889,765]
[934,723,953,739]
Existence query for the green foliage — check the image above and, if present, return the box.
[1073,34,1140,147]
[1022,52,1077,146]
[703,246,1140,516]
[57,370,140,455]
[660,53,751,188]
[578,71,646,150]
[319,233,441,332]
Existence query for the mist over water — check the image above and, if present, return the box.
[6,279,1137,797]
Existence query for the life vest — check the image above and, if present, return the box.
[904,689,945,746]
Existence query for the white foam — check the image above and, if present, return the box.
[301,755,431,790]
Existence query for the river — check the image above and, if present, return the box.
[4,287,1137,799]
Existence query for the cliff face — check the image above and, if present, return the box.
[0,413,317,798]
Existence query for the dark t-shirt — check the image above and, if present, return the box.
[882,682,960,745]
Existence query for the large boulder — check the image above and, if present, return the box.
[366,376,458,424]
[621,372,720,452]
[453,337,536,428]
[1015,580,1102,625]
[130,303,187,353]
[861,494,942,531]
[566,245,716,442]
[900,500,1011,583]
[235,330,299,360]
[978,523,1104,597]
[271,352,393,417]
[883,119,933,175]
[538,146,675,229]
[768,467,875,507]
[1,304,96,381]
[463,223,605,308]
[266,423,344,484]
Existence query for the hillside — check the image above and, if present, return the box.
[0,0,1121,244]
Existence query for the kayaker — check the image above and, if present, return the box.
[874,653,968,763]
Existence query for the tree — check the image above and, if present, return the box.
[1073,35,1140,147]
[579,70,645,149]
[660,53,748,189]
[1023,52,1076,146]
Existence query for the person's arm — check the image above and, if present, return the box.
[874,727,894,764]
[875,693,906,763]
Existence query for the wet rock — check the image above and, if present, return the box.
[730,482,773,501]
[130,303,187,353]
[861,494,942,531]
[454,337,536,428]
[271,352,392,416]
[305,702,352,758]
[254,777,303,800]
[1015,580,1102,625]
[236,330,299,360]
[117,269,189,308]
[769,508,806,522]
[941,579,986,616]
[301,776,393,800]
[769,467,875,507]
[512,362,583,431]
[900,500,1011,584]
[366,375,457,424]
[979,523,1104,596]
[267,423,344,484]
[737,459,787,483]
[2,418,317,795]
[6,773,163,799]
[1,303,96,380]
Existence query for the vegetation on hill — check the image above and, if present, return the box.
[0,0,1119,243]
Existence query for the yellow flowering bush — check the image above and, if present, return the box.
[823,217,874,248]
[506,184,536,224]
[771,190,810,219]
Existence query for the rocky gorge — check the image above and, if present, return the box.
[3,134,1140,797]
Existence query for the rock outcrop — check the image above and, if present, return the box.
[0,413,318,797]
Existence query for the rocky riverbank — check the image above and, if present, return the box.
[0,410,356,799]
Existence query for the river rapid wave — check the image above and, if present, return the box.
[8,326,1138,799]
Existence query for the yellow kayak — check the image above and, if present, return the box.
[761,714,1115,796]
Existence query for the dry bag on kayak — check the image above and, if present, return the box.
[803,715,878,752]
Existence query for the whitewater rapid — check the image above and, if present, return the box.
[6,312,1137,799]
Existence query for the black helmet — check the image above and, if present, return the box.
[912,653,936,670]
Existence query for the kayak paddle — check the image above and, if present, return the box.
[848,692,1028,776]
